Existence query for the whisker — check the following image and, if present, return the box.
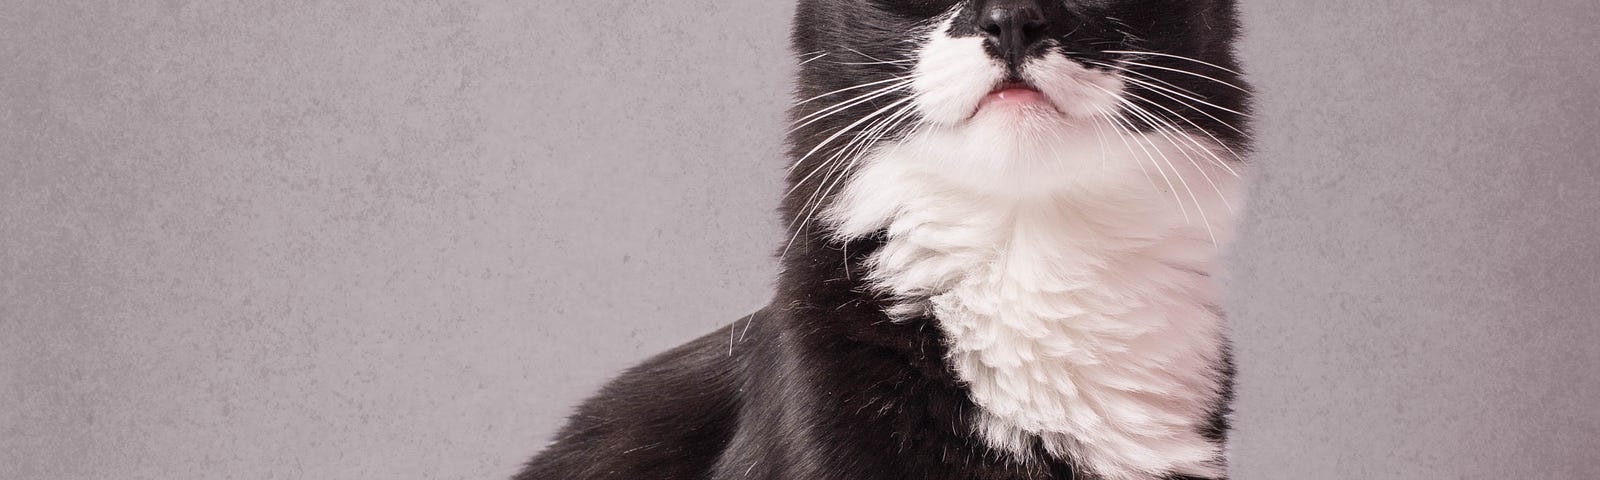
[1093,76,1250,172]
[1090,73,1242,172]
[1103,50,1242,76]
[1039,119,1080,179]
[793,93,923,200]
[1115,73,1250,118]
[781,95,924,260]
[1098,104,1189,221]
[1113,103,1209,232]
[788,78,917,137]
[841,46,905,66]
[810,94,925,201]
[1111,86,1240,214]
[790,93,919,178]
[798,51,830,66]
[801,104,920,230]
[1113,74,1250,137]
[794,75,916,107]
[1114,95,1232,236]
[784,93,915,214]
[1091,105,1158,192]
[1088,108,1114,173]
[1116,88,1245,177]
[1111,59,1250,94]
[1090,61,1217,109]
[787,94,920,215]
[827,59,917,66]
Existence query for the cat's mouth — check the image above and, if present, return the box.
[977,81,1056,114]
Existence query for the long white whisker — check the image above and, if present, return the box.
[1100,105,1189,221]
[1091,61,1219,110]
[1111,102,1208,232]
[1113,79,1248,179]
[1042,122,1081,179]
[788,78,916,136]
[785,94,921,225]
[781,96,924,260]
[801,102,920,229]
[1115,96,1230,239]
[1103,50,1242,76]
[827,59,917,66]
[841,46,905,66]
[1113,75,1251,141]
[791,92,923,199]
[1092,105,1158,192]
[1116,89,1243,177]
[790,93,919,177]
[794,75,916,107]
[1113,59,1249,93]
[1113,78,1253,171]
[1093,76,1242,176]
[1115,73,1250,119]
[798,51,830,66]
[1098,83,1228,176]
[1087,108,1115,173]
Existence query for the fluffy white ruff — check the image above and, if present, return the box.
[823,16,1245,480]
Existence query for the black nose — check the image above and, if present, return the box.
[980,0,1047,65]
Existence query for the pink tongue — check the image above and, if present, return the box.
[993,88,1046,102]
[980,88,1048,109]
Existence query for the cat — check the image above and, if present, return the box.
[516,0,1250,478]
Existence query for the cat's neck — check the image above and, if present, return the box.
[819,132,1243,480]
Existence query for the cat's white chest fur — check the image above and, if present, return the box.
[825,123,1242,480]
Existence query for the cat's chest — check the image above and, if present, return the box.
[823,131,1241,478]
[837,195,1230,478]
[877,218,1230,480]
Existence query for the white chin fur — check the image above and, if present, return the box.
[824,13,1245,480]
[910,27,1001,127]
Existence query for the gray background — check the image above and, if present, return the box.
[2,1,1595,479]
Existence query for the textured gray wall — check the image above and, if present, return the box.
[1232,1,1600,477]
[1,1,1595,480]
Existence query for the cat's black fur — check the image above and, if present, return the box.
[516,0,1248,478]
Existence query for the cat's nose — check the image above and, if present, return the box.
[980,0,1047,65]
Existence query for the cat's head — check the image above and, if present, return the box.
[783,0,1250,243]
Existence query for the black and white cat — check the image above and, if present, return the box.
[517,0,1249,479]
